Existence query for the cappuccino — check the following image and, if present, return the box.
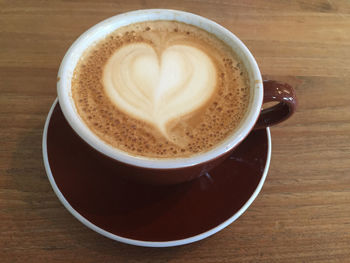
[72,21,249,158]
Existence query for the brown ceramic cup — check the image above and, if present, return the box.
[57,9,297,185]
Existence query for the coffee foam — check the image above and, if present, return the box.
[103,42,216,139]
[72,21,250,158]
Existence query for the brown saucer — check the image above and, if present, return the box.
[42,99,271,247]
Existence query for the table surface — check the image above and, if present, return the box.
[1,0,350,262]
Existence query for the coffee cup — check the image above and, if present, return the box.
[57,9,297,185]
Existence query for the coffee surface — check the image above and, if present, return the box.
[72,21,250,158]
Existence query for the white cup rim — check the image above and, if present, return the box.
[57,9,263,169]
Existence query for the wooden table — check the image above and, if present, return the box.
[1,0,350,262]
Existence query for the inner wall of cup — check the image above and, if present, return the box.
[58,9,262,167]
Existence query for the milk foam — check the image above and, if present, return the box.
[103,43,216,138]
[72,21,250,158]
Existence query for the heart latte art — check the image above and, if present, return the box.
[72,21,250,158]
[103,43,216,138]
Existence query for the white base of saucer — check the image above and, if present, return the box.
[42,98,271,247]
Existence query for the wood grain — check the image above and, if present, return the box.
[1,0,350,262]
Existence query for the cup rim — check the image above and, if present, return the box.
[57,9,263,169]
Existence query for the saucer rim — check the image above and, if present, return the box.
[42,98,271,247]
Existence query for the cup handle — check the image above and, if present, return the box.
[254,80,298,130]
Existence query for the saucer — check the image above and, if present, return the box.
[42,99,271,247]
